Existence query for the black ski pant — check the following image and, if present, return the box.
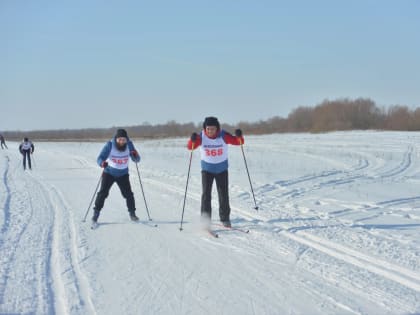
[22,150,31,170]
[94,172,136,213]
[1,141,7,149]
[201,170,230,222]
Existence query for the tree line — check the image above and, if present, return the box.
[3,98,420,141]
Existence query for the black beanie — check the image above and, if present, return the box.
[115,128,128,139]
[203,116,220,129]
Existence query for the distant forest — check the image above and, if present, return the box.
[3,98,420,141]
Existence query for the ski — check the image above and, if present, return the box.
[91,221,99,230]
[214,223,250,234]
[207,229,219,238]
[139,220,158,228]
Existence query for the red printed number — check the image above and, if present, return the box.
[205,148,223,156]
[112,158,129,165]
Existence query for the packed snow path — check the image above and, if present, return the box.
[0,131,419,314]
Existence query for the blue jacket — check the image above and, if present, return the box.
[97,138,141,177]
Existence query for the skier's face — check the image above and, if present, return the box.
[205,126,218,137]
[116,137,127,150]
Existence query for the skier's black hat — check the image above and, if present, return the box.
[115,129,128,139]
[24,137,28,142]
[203,116,220,130]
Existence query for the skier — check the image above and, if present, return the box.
[19,137,34,170]
[92,128,141,224]
[0,134,7,149]
[187,116,244,228]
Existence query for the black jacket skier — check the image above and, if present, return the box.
[0,134,7,149]
[19,138,34,170]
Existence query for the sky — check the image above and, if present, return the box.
[1,0,420,131]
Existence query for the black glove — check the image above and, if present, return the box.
[101,161,108,168]
[191,132,198,142]
[235,129,242,137]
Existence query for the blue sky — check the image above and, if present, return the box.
[1,0,419,131]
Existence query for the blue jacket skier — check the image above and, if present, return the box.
[92,129,141,223]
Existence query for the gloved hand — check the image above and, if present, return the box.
[235,129,243,137]
[101,161,108,168]
[191,132,198,142]
[131,150,139,158]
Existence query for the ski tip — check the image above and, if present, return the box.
[207,230,219,238]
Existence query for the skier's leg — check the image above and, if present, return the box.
[201,171,214,221]
[94,173,115,213]
[116,174,136,213]
[23,152,27,170]
[215,170,231,223]
[27,152,32,169]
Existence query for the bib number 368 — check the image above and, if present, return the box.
[205,148,223,156]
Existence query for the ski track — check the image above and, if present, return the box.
[0,158,54,314]
[254,144,414,203]
[0,155,12,237]
[0,152,95,315]
[2,133,420,314]
[136,136,420,314]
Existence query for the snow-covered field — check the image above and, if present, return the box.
[1,131,420,315]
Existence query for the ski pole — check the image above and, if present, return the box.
[82,172,103,222]
[239,140,259,210]
[31,154,36,169]
[179,143,194,231]
[135,163,153,221]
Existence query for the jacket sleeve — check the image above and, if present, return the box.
[97,141,112,166]
[31,143,35,153]
[223,131,244,145]
[187,134,202,150]
[19,144,23,154]
[128,141,141,162]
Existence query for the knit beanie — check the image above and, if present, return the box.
[203,117,220,129]
[115,128,128,139]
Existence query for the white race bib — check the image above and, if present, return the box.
[107,144,130,169]
[200,132,228,164]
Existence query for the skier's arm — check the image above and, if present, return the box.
[223,130,244,145]
[187,132,202,150]
[31,143,35,153]
[19,144,23,154]
[128,141,141,163]
[97,141,112,167]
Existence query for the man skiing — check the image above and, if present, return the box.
[92,128,141,224]
[187,116,244,228]
[0,134,7,149]
[19,137,34,170]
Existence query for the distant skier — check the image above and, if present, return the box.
[187,116,244,228]
[92,128,141,224]
[0,134,7,149]
[19,137,34,170]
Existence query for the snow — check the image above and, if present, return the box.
[1,131,420,315]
